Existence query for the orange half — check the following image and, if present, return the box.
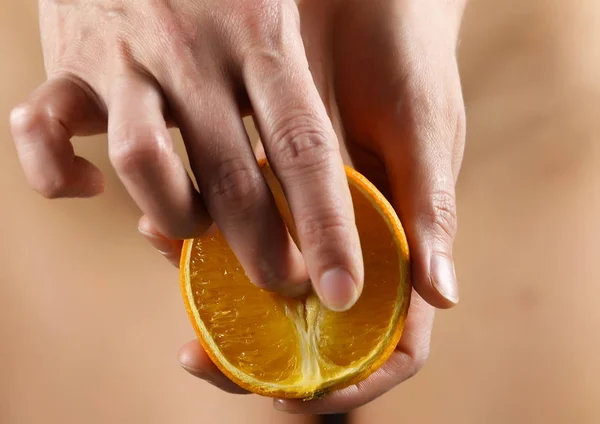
[180,163,411,399]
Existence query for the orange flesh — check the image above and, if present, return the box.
[181,165,410,397]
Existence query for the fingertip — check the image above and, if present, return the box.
[273,278,312,299]
[177,340,218,383]
[178,339,250,395]
[138,225,174,255]
[31,156,105,199]
[137,214,154,235]
[137,215,183,266]
[248,235,311,298]
[72,156,105,198]
[178,339,207,372]
[177,340,220,381]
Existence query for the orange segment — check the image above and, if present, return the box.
[316,182,402,367]
[180,162,411,399]
[187,242,301,384]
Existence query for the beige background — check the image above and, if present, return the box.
[1,0,599,423]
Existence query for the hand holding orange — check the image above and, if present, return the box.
[179,162,412,399]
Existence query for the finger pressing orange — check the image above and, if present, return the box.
[180,161,411,399]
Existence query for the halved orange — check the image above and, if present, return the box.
[180,162,411,399]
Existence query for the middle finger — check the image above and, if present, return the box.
[241,5,364,311]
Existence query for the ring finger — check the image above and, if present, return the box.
[107,71,209,240]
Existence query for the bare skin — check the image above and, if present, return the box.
[2,0,599,423]
[1,9,309,424]
[6,0,467,415]
[356,0,600,422]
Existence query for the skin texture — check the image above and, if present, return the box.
[7,0,466,415]
[151,0,466,414]
[179,163,413,400]
[355,0,600,422]
[13,0,365,312]
[3,0,598,423]
[175,1,465,413]
[10,0,465,314]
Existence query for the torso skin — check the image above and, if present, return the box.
[1,0,598,423]
[358,1,600,422]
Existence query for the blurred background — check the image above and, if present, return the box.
[1,0,599,423]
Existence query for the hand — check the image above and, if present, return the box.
[327,0,467,309]
[10,0,365,311]
[179,0,467,413]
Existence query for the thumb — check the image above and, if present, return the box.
[392,163,460,308]
[383,85,465,308]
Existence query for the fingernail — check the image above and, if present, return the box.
[138,227,173,255]
[319,268,358,311]
[180,363,200,375]
[74,181,105,198]
[180,364,216,385]
[431,255,459,304]
[74,188,99,198]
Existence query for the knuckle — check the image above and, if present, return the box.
[296,207,353,247]
[144,13,196,69]
[10,104,70,199]
[10,103,45,137]
[234,0,290,47]
[423,190,458,240]
[165,24,199,59]
[233,1,300,67]
[109,126,169,175]
[270,117,337,173]
[205,159,264,212]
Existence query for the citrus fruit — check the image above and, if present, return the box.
[180,162,411,399]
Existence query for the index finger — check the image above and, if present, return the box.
[242,19,363,312]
